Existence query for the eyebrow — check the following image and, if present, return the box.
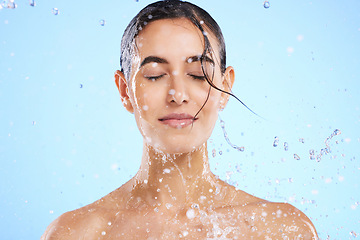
[140,56,168,68]
[139,55,215,68]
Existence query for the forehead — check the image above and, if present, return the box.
[135,18,219,59]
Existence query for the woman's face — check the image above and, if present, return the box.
[123,18,233,154]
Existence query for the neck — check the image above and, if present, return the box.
[132,142,219,210]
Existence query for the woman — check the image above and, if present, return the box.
[42,0,318,239]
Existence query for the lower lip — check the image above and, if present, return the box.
[160,119,195,128]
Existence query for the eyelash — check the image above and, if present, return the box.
[145,74,206,81]
[189,74,206,81]
[145,74,165,81]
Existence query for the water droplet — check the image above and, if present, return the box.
[142,105,149,111]
[101,231,106,236]
[200,20,204,25]
[236,146,245,152]
[186,209,195,219]
[338,175,344,182]
[163,168,170,174]
[144,179,148,184]
[288,178,294,183]
[52,8,59,15]
[168,89,175,95]
[273,136,279,147]
[80,84,83,88]
[263,1,270,9]
[99,19,105,26]
[148,14,153,19]
[219,150,222,155]
[350,231,358,237]
[299,138,305,143]
[32,121,36,125]
[29,0,35,7]
[182,230,189,237]
[293,154,300,160]
[284,142,289,151]
[212,148,216,157]
[334,129,341,136]
[287,46,294,54]
[108,221,112,226]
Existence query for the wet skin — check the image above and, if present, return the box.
[41,18,318,239]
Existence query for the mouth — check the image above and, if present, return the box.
[158,113,198,129]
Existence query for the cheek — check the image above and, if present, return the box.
[206,91,222,109]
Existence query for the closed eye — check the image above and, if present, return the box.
[189,74,206,81]
[145,74,165,81]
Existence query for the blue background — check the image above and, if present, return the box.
[1,0,359,239]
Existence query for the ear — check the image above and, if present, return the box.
[219,66,235,110]
[114,70,134,113]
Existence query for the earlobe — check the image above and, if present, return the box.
[219,66,235,110]
[114,70,134,114]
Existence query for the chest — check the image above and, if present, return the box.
[103,208,251,239]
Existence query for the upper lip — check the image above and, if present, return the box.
[159,113,197,121]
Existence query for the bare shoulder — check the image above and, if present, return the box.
[40,203,108,240]
[41,181,134,240]
[41,189,126,240]
[242,200,319,239]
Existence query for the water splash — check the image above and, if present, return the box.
[263,1,270,9]
[1,0,17,9]
[219,119,244,152]
[316,129,342,162]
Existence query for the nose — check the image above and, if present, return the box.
[167,75,189,105]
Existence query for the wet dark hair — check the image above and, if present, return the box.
[120,0,226,81]
[120,0,258,117]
